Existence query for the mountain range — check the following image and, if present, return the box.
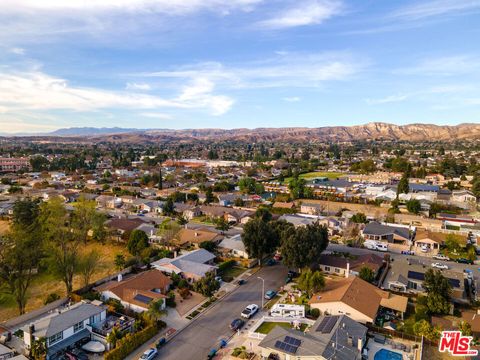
[4,122,480,143]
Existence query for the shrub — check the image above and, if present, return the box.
[179,288,191,299]
[44,293,60,305]
[309,308,320,319]
[218,259,236,272]
[178,279,189,289]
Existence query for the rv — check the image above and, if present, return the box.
[270,304,305,318]
[364,240,388,252]
[376,242,388,252]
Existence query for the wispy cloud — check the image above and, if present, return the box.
[283,96,301,102]
[9,47,26,55]
[392,0,480,21]
[256,0,343,29]
[0,71,233,115]
[126,82,151,91]
[136,52,365,89]
[396,55,480,76]
[365,94,409,105]
[139,112,173,119]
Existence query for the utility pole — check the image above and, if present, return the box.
[258,276,265,308]
[158,165,163,190]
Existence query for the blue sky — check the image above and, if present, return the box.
[0,0,480,133]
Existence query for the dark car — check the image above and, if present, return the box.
[287,270,298,278]
[207,349,217,359]
[230,318,245,331]
[66,349,88,360]
[237,279,246,285]
[285,276,292,284]
[156,337,166,348]
[266,259,276,266]
[457,258,474,265]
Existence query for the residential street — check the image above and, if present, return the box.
[128,264,288,360]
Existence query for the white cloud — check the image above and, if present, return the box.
[9,47,26,55]
[0,119,58,133]
[283,96,301,102]
[0,71,233,115]
[137,52,364,89]
[126,82,151,91]
[392,0,480,20]
[397,55,480,76]
[139,112,173,119]
[257,0,343,29]
[365,94,409,105]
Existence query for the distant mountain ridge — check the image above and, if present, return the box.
[6,122,480,142]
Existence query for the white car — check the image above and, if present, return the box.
[140,348,158,360]
[421,245,429,253]
[241,304,259,319]
[431,262,449,270]
[433,254,450,261]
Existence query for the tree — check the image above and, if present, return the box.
[242,218,278,265]
[350,159,376,174]
[106,327,122,349]
[205,187,215,204]
[350,212,367,224]
[413,320,441,341]
[147,299,166,325]
[281,223,329,270]
[397,174,409,195]
[214,216,231,234]
[288,177,306,200]
[114,253,126,271]
[445,234,462,253]
[39,197,82,294]
[127,230,149,256]
[297,269,325,297]
[158,166,163,190]
[177,215,188,226]
[30,337,47,360]
[72,195,98,245]
[12,198,39,228]
[406,199,421,214]
[238,177,259,194]
[78,250,101,287]
[199,241,217,252]
[423,269,452,314]
[358,266,375,283]
[162,197,175,216]
[192,272,220,297]
[458,320,472,336]
[255,207,272,222]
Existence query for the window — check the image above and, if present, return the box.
[73,321,84,333]
[325,266,331,272]
[334,268,340,273]
[48,332,63,345]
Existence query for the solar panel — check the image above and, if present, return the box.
[284,336,301,346]
[448,278,461,288]
[316,316,331,332]
[274,340,298,354]
[407,271,425,281]
[133,294,153,304]
[322,316,338,334]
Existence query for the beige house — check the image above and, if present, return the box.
[309,277,408,324]
[414,230,448,255]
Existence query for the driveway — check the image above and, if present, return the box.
[151,264,287,360]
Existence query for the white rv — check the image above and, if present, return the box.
[364,240,388,252]
[270,304,305,318]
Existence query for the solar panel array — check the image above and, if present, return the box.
[274,340,298,354]
[284,336,301,347]
[316,316,339,333]
[407,271,425,281]
[449,278,461,288]
[133,294,153,304]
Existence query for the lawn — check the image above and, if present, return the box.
[220,266,247,281]
[0,241,129,322]
[283,171,344,184]
[255,321,309,334]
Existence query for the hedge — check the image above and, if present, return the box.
[218,259,236,272]
[104,321,166,360]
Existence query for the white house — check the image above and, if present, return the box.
[218,234,249,259]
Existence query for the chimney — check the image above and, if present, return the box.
[195,232,199,237]
[346,262,350,278]
[357,338,363,352]
[117,274,123,282]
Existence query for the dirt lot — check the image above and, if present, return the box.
[297,199,389,217]
[0,241,129,322]
[0,220,10,235]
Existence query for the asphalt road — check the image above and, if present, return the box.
[156,264,288,360]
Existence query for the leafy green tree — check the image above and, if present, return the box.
[288,177,306,199]
[242,218,278,265]
[214,216,230,233]
[114,253,126,271]
[423,269,452,314]
[127,230,149,256]
[350,212,367,224]
[199,241,217,252]
[406,199,421,214]
[72,195,99,244]
[30,337,47,360]
[413,320,441,341]
[358,266,375,283]
[458,320,472,336]
[297,269,325,297]
[255,207,272,222]
[445,234,462,253]
[205,187,215,204]
[350,159,376,174]
[162,197,175,216]
[238,177,264,194]
[12,198,39,228]
[78,250,101,287]
[281,223,329,270]
[147,299,166,326]
[193,272,220,297]
[397,175,409,195]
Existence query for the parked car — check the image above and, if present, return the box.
[433,254,450,261]
[287,270,298,278]
[241,304,259,319]
[285,276,292,284]
[156,337,166,349]
[215,276,222,282]
[431,262,449,270]
[266,259,276,266]
[420,245,429,253]
[207,349,217,359]
[401,250,415,255]
[237,279,246,285]
[230,318,245,331]
[140,348,158,360]
[274,253,282,261]
[68,349,88,360]
[457,258,474,265]
[265,290,277,300]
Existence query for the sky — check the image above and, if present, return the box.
[0,0,480,133]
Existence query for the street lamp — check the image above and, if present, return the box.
[258,276,265,308]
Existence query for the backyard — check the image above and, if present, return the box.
[283,171,344,184]
[255,321,309,334]
[0,241,129,322]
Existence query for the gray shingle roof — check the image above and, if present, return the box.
[363,222,410,240]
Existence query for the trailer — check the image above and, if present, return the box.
[270,304,305,318]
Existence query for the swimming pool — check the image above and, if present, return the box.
[374,349,402,360]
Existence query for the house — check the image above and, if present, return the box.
[387,259,469,303]
[96,195,121,209]
[217,193,240,206]
[318,253,384,278]
[437,213,477,227]
[152,249,217,282]
[258,314,367,360]
[362,222,412,245]
[172,228,223,248]
[96,270,171,312]
[309,277,408,324]
[225,209,255,224]
[218,234,249,259]
[451,190,476,204]
[0,344,15,360]
[183,206,202,220]
[413,230,454,255]
[22,301,107,360]
[278,214,321,227]
[105,218,146,241]
[300,202,325,215]
[409,183,439,193]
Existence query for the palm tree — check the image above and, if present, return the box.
[31,337,47,360]
[106,327,122,349]
[147,299,166,325]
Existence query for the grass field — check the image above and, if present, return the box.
[0,241,129,322]
[283,171,344,184]
[255,321,309,334]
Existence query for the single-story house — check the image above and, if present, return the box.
[218,234,249,259]
[152,249,217,282]
[172,228,223,248]
[258,314,367,360]
[318,253,384,278]
[309,276,408,324]
[362,222,412,245]
[96,270,171,312]
[414,230,452,255]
